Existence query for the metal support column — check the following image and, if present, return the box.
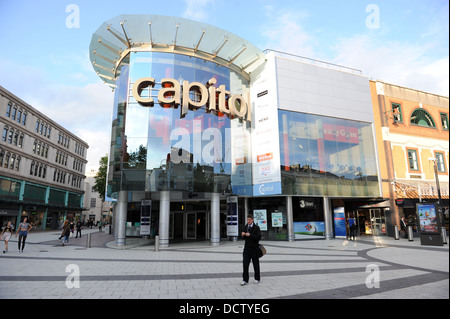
[115,190,128,247]
[286,196,294,242]
[323,197,333,240]
[210,193,220,246]
[159,191,170,248]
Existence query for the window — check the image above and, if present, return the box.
[407,149,419,171]
[435,152,447,173]
[391,103,403,123]
[11,107,17,120]
[90,198,96,208]
[410,108,436,128]
[6,102,12,117]
[22,112,27,125]
[2,126,8,142]
[441,113,449,131]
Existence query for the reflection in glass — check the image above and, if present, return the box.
[107,51,249,198]
[278,110,380,197]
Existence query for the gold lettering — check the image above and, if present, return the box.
[182,81,208,118]
[158,78,181,107]
[132,77,251,122]
[132,77,155,107]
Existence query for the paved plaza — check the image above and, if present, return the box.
[0,229,448,301]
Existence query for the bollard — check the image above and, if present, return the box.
[407,226,414,242]
[394,225,399,240]
[155,235,159,252]
[442,227,448,245]
[86,233,91,248]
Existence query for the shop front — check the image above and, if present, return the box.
[90,14,382,247]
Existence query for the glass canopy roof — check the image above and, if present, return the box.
[89,14,266,88]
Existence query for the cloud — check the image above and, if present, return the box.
[25,82,114,167]
[259,6,316,57]
[182,0,216,22]
[256,6,448,97]
[331,35,449,96]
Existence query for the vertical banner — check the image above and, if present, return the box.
[140,200,152,236]
[250,70,282,196]
[226,196,239,237]
[333,207,346,238]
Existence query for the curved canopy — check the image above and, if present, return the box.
[89,14,266,88]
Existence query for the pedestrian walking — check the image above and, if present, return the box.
[75,220,82,238]
[241,214,261,286]
[350,222,357,240]
[400,217,408,239]
[70,221,75,238]
[15,217,32,253]
[61,220,71,246]
[1,221,14,253]
[98,220,102,232]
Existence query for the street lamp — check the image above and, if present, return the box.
[428,157,444,226]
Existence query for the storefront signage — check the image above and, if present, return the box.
[226,196,239,237]
[140,200,152,236]
[323,124,359,144]
[333,207,347,238]
[294,222,325,239]
[395,199,404,206]
[132,77,251,122]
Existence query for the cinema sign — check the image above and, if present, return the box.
[132,77,251,122]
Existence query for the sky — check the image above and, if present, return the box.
[0,0,448,169]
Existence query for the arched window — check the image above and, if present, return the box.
[410,108,436,128]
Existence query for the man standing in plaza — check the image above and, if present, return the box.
[241,214,261,286]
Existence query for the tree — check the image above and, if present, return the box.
[93,155,108,202]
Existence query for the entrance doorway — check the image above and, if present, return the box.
[369,209,386,235]
[170,211,208,240]
[186,211,207,240]
[355,209,386,236]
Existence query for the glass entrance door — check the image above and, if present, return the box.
[369,209,386,235]
[186,212,196,239]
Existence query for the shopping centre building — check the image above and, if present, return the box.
[90,14,383,247]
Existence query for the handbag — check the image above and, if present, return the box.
[258,244,266,258]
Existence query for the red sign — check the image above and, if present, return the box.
[323,124,359,144]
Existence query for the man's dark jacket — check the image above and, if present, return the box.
[242,223,261,252]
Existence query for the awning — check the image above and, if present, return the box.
[359,200,391,208]
[394,181,449,200]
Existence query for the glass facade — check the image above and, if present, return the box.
[107,52,250,199]
[278,110,380,197]
[106,52,380,200]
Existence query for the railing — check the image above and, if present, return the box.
[263,49,362,75]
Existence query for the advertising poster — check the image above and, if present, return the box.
[416,202,443,246]
[253,209,268,231]
[333,207,346,237]
[293,222,325,239]
[271,212,283,227]
[417,203,439,234]
[226,196,239,237]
